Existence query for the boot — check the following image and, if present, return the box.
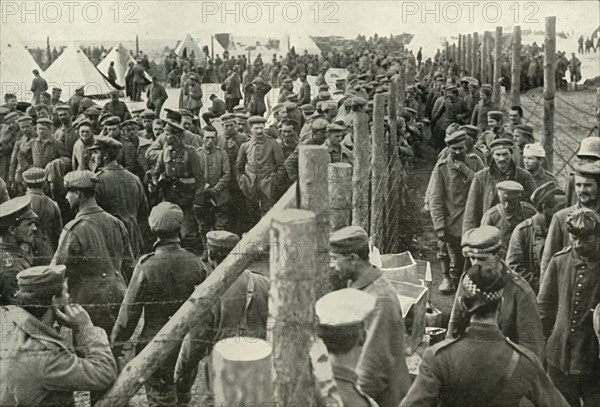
[438,258,456,295]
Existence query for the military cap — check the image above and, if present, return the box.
[122,119,139,128]
[103,116,121,126]
[375,74,385,81]
[489,138,514,152]
[318,91,331,99]
[318,84,330,91]
[380,77,390,84]
[80,98,94,109]
[573,160,600,177]
[496,180,524,194]
[312,118,329,131]
[221,113,236,122]
[283,77,293,84]
[317,288,376,327]
[164,119,185,133]
[16,265,66,296]
[444,130,467,146]
[25,107,38,117]
[34,104,49,112]
[232,105,247,113]
[130,107,145,115]
[140,109,156,119]
[271,104,286,114]
[481,84,493,95]
[149,201,183,233]
[435,74,446,82]
[248,116,267,125]
[335,78,346,84]
[36,118,54,127]
[403,107,417,116]
[357,73,368,80]
[164,108,182,122]
[487,110,503,121]
[444,84,457,92]
[460,124,479,138]
[321,100,337,110]
[75,84,85,91]
[187,73,199,81]
[84,107,101,116]
[234,113,249,120]
[345,89,358,96]
[76,118,93,129]
[566,207,600,236]
[17,115,33,123]
[523,142,546,158]
[327,123,347,133]
[462,225,503,257]
[460,76,470,83]
[329,226,369,254]
[460,263,505,313]
[4,112,19,122]
[22,167,46,184]
[54,104,70,112]
[577,137,600,159]
[284,102,297,111]
[0,196,37,228]
[52,87,62,92]
[206,230,240,251]
[179,109,194,118]
[351,97,368,108]
[88,135,123,151]
[280,118,298,127]
[286,93,299,102]
[514,124,534,137]
[375,87,386,94]
[300,104,315,113]
[252,77,265,84]
[64,170,98,189]
[444,123,461,136]
[530,181,564,208]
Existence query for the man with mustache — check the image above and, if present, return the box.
[538,208,600,406]
[541,161,600,278]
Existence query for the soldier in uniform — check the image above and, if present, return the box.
[402,257,569,407]
[329,226,411,407]
[326,123,354,164]
[236,116,285,223]
[430,130,484,293]
[0,177,8,203]
[506,181,567,293]
[175,230,269,406]
[196,126,231,258]
[0,111,20,184]
[512,124,535,168]
[463,138,536,233]
[138,110,156,140]
[538,208,600,406]
[565,136,599,205]
[52,170,132,336]
[0,265,117,406]
[222,113,249,148]
[89,136,148,261]
[0,196,36,305]
[469,84,496,132]
[446,225,545,359]
[234,113,251,137]
[523,142,558,187]
[103,116,137,173]
[480,180,537,257]
[430,85,470,150]
[478,110,509,155]
[284,118,329,183]
[278,118,299,159]
[54,105,78,157]
[150,120,205,254]
[71,119,95,171]
[541,161,599,277]
[316,288,379,407]
[22,168,62,266]
[112,202,205,406]
[9,115,37,195]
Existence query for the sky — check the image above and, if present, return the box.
[2,0,599,55]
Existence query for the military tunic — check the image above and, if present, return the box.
[52,205,132,335]
[54,123,78,156]
[0,239,32,305]
[27,190,63,266]
[197,146,231,232]
[0,177,8,203]
[9,129,36,184]
[480,202,537,256]
[333,365,378,407]
[401,323,569,407]
[528,166,558,188]
[0,124,18,181]
[0,306,117,407]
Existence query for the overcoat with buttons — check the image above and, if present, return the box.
[52,205,133,335]
[538,246,600,375]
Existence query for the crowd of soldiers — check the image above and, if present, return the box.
[0,35,599,407]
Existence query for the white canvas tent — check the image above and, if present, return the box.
[0,29,44,101]
[175,34,204,59]
[195,32,227,58]
[97,43,135,87]
[45,43,115,98]
[285,33,321,55]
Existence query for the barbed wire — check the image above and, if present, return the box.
[555,93,597,118]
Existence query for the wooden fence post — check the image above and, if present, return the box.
[466,34,472,75]
[212,339,273,406]
[458,34,462,68]
[472,32,480,81]
[328,163,353,231]
[352,110,370,232]
[511,26,522,106]
[544,16,556,171]
[493,26,503,107]
[481,31,490,85]
[370,94,388,249]
[597,87,600,137]
[269,209,317,407]
[387,78,402,253]
[298,145,331,298]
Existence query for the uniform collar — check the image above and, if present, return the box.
[3,306,67,346]
[572,247,600,270]
[489,159,516,179]
[464,322,504,340]
[350,266,382,290]
[76,205,104,217]
[153,237,181,251]
[252,136,266,145]
[332,364,359,383]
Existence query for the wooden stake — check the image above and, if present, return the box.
[212,339,273,405]
[458,34,462,69]
[269,209,317,407]
[472,32,480,81]
[329,163,353,231]
[387,78,402,253]
[452,43,456,63]
[597,87,600,137]
[493,26,503,107]
[481,32,490,85]
[511,26,522,107]
[370,94,388,249]
[445,41,450,63]
[466,34,472,74]
[93,185,297,407]
[352,110,370,232]
[298,145,331,298]
[543,17,556,171]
